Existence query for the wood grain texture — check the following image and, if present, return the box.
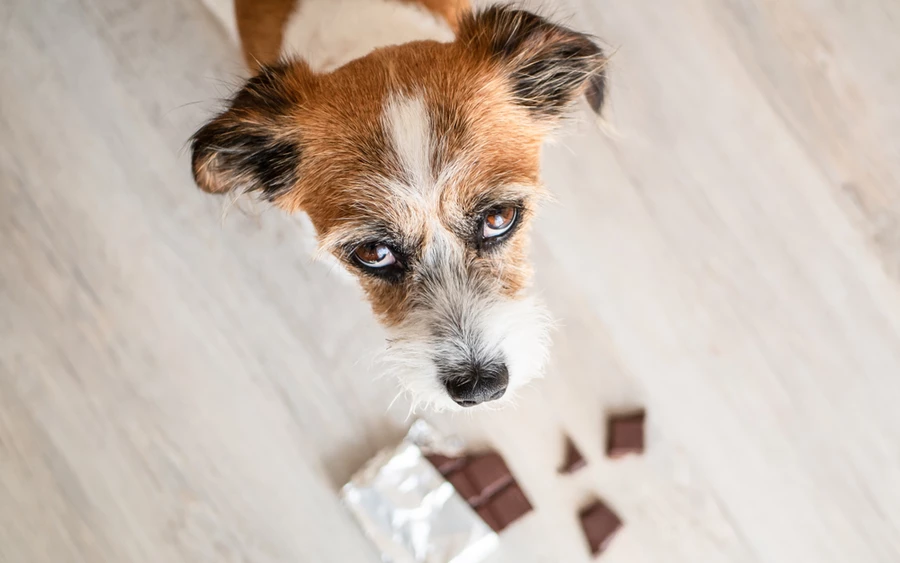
[2,0,899,562]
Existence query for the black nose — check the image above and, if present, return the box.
[444,363,509,407]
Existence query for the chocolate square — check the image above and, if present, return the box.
[558,437,586,474]
[579,499,622,555]
[426,454,466,476]
[606,410,645,458]
[465,452,514,502]
[482,482,533,532]
[446,469,480,504]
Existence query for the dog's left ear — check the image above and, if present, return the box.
[458,6,607,117]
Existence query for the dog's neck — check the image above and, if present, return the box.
[280,0,456,72]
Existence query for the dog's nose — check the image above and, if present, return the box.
[444,363,509,407]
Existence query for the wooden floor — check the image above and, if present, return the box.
[3,0,900,561]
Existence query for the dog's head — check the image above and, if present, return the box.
[191,6,606,410]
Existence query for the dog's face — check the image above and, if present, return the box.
[191,7,606,410]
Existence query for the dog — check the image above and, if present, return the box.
[191,0,607,411]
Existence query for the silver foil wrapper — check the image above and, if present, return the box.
[342,421,498,563]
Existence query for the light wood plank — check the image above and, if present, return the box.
[2,0,899,561]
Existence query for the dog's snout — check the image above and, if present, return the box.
[444,363,509,407]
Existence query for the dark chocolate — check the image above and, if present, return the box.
[446,469,480,504]
[558,437,586,474]
[475,505,501,532]
[466,453,514,502]
[579,499,622,555]
[487,482,533,531]
[440,450,533,533]
[606,410,645,458]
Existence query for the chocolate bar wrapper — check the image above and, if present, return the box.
[341,421,498,563]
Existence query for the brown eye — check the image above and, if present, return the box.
[482,207,517,238]
[353,243,396,268]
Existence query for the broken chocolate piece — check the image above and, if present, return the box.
[466,453,514,502]
[481,482,533,532]
[426,454,466,475]
[579,499,622,555]
[558,437,587,474]
[606,410,645,458]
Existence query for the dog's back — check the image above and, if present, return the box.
[201,0,468,71]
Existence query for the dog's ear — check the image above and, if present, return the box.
[458,6,607,117]
[190,61,314,200]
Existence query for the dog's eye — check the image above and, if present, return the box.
[353,243,397,268]
[482,207,517,238]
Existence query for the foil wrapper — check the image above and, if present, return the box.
[342,421,498,563]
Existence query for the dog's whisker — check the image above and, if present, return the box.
[405,399,419,421]
[386,386,406,413]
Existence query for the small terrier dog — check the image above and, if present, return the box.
[191,0,607,410]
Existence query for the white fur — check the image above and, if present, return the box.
[280,0,455,72]
[379,230,552,411]
[383,94,433,189]
[483,297,554,395]
[382,295,552,412]
[195,0,453,72]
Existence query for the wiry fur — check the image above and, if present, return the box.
[458,6,607,117]
[375,224,552,411]
[191,61,312,199]
[190,3,607,409]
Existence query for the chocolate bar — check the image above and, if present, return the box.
[579,498,622,555]
[343,421,499,562]
[429,450,533,532]
[606,410,645,458]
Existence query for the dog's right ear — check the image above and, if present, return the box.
[459,6,608,118]
[190,61,315,200]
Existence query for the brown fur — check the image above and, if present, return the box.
[274,43,545,323]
